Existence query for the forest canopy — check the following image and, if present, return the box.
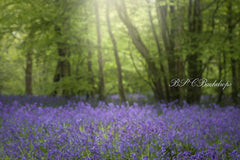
[0,0,239,104]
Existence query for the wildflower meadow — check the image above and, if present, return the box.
[0,96,239,160]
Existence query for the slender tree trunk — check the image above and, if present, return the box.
[227,0,239,105]
[147,0,170,101]
[115,0,165,100]
[40,59,47,94]
[169,2,182,101]
[86,41,95,100]
[95,0,105,101]
[186,0,203,104]
[106,0,126,102]
[217,54,223,103]
[25,52,33,95]
[83,6,95,100]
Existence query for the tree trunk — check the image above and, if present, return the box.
[86,41,95,100]
[115,0,165,100]
[51,0,72,96]
[155,0,181,101]
[95,0,105,101]
[25,52,33,95]
[227,0,239,105]
[186,0,203,104]
[147,0,170,101]
[106,0,126,102]
[51,25,71,96]
[217,54,223,103]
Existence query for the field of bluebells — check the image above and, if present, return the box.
[0,95,240,160]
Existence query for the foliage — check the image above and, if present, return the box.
[0,0,239,103]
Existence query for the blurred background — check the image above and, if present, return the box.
[0,0,239,104]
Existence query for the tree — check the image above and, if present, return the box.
[147,0,170,101]
[186,0,203,103]
[226,0,239,105]
[25,52,33,95]
[106,0,126,102]
[115,0,165,100]
[95,0,106,101]
[51,25,71,96]
[50,0,85,96]
[155,0,185,101]
[86,40,95,100]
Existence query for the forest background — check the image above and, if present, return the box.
[0,0,239,104]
